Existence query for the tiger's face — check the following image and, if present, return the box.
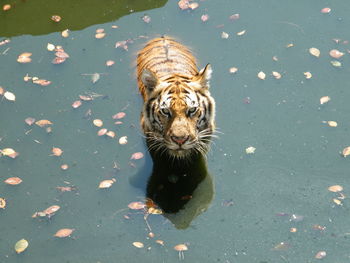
[140,64,215,158]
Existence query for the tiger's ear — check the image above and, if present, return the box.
[198,64,212,88]
[141,68,158,94]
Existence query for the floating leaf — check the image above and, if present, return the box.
[60,164,69,170]
[79,95,93,101]
[47,43,55,51]
[304,72,312,79]
[17,53,32,63]
[272,71,282,79]
[174,244,188,251]
[55,51,70,58]
[97,128,108,136]
[51,15,61,22]
[61,29,69,38]
[4,91,16,101]
[106,131,115,138]
[236,30,246,36]
[221,32,229,39]
[245,146,256,154]
[229,67,238,74]
[91,73,100,84]
[32,79,51,86]
[132,242,144,248]
[326,121,337,127]
[329,49,344,59]
[320,96,330,105]
[35,119,53,127]
[112,112,126,120]
[3,4,11,11]
[201,14,209,22]
[52,57,66,64]
[333,198,342,205]
[156,240,165,246]
[142,15,151,23]
[54,228,75,238]
[14,239,29,254]
[0,198,6,209]
[330,60,342,67]
[51,147,63,156]
[130,152,144,160]
[328,185,343,192]
[4,177,22,185]
[342,146,350,157]
[1,148,16,156]
[128,201,145,210]
[178,0,189,10]
[315,251,327,259]
[257,71,266,80]
[95,32,106,39]
[106,60,115,67]
[188,2,199,10]
[119,136,128,145]
[43,205,60,215]
[93,119,103,127]
[72,100,82,109]
[98,178,116,189]
[309,47,320,57]
[321,7,331,14]
[229,13,240,20]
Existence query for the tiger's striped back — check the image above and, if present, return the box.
[137,37,198,100]
[136,36,215,159]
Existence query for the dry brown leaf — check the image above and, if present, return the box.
[93,119,103,127]
[4,177,23,185]
[43,205,60,215]
[342,146,350,157]
[51,147,63,156]
[72,100,82,109]
[174,244,188,251]
[328,185,343,192]
[132,242,144,248]
[128,201,145,210]
[309,47,320,57]
[130,152,144,160]
[329,49,344,59]
[54,228,75,238]
[98,178,116,189]
[0,198,6,209]
[35,119,53,127]
[1,148,16,156]
[97,128,108,136]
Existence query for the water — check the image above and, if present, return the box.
[1,0,350,262]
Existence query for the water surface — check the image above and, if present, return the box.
[1,0,350,262]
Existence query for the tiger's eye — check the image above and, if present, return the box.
[160,108,171,117]
[188,107,197,115]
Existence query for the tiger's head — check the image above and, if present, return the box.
[140,64,215,158]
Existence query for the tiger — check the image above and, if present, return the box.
[137,36,216,158]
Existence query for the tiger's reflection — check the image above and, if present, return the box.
[146,151,214,229]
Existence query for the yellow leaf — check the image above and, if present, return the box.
[35,119,53,127]
[14,239,29,254]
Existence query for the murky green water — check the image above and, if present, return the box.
[1,0,350,262]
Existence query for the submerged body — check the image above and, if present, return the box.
[137,36,216,158]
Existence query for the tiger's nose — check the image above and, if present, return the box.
[171,135,189,145]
